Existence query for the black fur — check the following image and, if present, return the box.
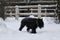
[0,5,5,20]
[19,18,44,33]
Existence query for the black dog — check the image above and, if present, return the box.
[19,18,44,33]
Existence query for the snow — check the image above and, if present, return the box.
[29,15,35,18]
[0,16,60,40]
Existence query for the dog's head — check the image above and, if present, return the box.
[38,18,44,29]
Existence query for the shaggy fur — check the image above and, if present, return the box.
[19,18,44,33]
[0,5,5,20]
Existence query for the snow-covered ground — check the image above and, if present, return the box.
[0,16,60,40]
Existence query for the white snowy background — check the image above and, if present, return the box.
[0,15,60,40]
